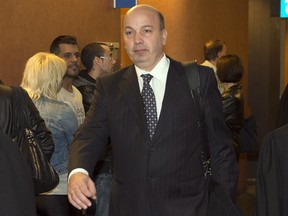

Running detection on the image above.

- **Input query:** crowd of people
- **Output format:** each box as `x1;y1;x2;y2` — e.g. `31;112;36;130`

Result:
1;3;269;216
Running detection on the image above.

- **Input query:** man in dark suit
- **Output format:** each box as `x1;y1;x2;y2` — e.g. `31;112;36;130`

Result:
68;4;238;216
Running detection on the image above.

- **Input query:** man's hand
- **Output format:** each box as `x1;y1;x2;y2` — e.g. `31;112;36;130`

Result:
68;172;96;210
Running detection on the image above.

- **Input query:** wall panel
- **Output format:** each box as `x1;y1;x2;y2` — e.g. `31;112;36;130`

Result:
0;0;121;85
120;0;249;109
1;0;248;105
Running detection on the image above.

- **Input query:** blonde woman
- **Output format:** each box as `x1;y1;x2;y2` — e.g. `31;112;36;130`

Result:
21;52;80;216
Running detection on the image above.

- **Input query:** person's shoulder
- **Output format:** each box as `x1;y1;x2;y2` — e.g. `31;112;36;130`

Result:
73;74;94;88
167;56;182;67
72;85;82;100
196;64;215;85
0;84;12;98
78;70;96;84
198;64;214;74
0;84;12;92
222;91;242;107
194;64;219;94
72;85;83;95
76;84;95;95
49;98;77;122
57;87;66;97
39;96;70;109
261;123;288;156
169;57;214;79
35;96;73;116
271;123;288;140
115;65;134;75
100;65;135;82
177;58;214;75
231;84;243;99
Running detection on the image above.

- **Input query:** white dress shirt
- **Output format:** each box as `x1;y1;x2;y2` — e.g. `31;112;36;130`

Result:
135;54;170;119
201;60;216;72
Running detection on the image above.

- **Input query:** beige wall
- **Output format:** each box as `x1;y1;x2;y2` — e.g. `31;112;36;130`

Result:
121;1;248;63
0;0;249;190
0;0;248;97
0;0;121;85
120;0;249;107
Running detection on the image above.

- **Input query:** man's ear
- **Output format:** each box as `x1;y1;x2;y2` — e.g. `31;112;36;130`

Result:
94;56;102;66
162;29;168;46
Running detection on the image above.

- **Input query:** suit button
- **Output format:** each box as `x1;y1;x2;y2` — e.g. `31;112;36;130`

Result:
149;147;155;152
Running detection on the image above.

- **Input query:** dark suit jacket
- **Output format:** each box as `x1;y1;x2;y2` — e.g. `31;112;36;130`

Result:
275;84;288;128
256;124;288;216
69;58;238;216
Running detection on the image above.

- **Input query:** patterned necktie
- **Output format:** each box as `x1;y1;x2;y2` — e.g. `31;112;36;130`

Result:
141;74;157;139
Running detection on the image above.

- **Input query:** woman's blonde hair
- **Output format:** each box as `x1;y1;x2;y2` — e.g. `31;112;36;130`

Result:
21;52;66;100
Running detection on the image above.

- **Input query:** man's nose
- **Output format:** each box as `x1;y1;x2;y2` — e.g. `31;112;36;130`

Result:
134;32;144;44
71;54;79;62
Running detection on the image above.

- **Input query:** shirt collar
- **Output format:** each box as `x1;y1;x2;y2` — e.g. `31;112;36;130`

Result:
202;60;217;72
135;54;170;83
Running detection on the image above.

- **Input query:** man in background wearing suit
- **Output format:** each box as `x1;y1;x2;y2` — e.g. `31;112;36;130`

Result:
67;4;238;216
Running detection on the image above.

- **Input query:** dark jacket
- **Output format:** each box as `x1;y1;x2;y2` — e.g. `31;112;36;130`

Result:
275;84;288;128
256;124;288;216
73;70;96;113
222;83;244;156
69;58;238;216
0;132;37;216
73;71;112;174
0;84;54;160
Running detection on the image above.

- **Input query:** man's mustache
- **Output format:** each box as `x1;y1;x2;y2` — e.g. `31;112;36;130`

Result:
68;62;79;68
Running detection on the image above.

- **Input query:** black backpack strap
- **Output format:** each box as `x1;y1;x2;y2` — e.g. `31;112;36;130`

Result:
183;61;212;177
183;60;200;91
183;61;203;126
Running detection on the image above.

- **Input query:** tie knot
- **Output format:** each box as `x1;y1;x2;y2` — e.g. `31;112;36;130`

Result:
141;74;153;85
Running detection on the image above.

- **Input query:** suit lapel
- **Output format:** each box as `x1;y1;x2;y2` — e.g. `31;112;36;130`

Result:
117;61;188;144
152;60;187;143
118;66;149;137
